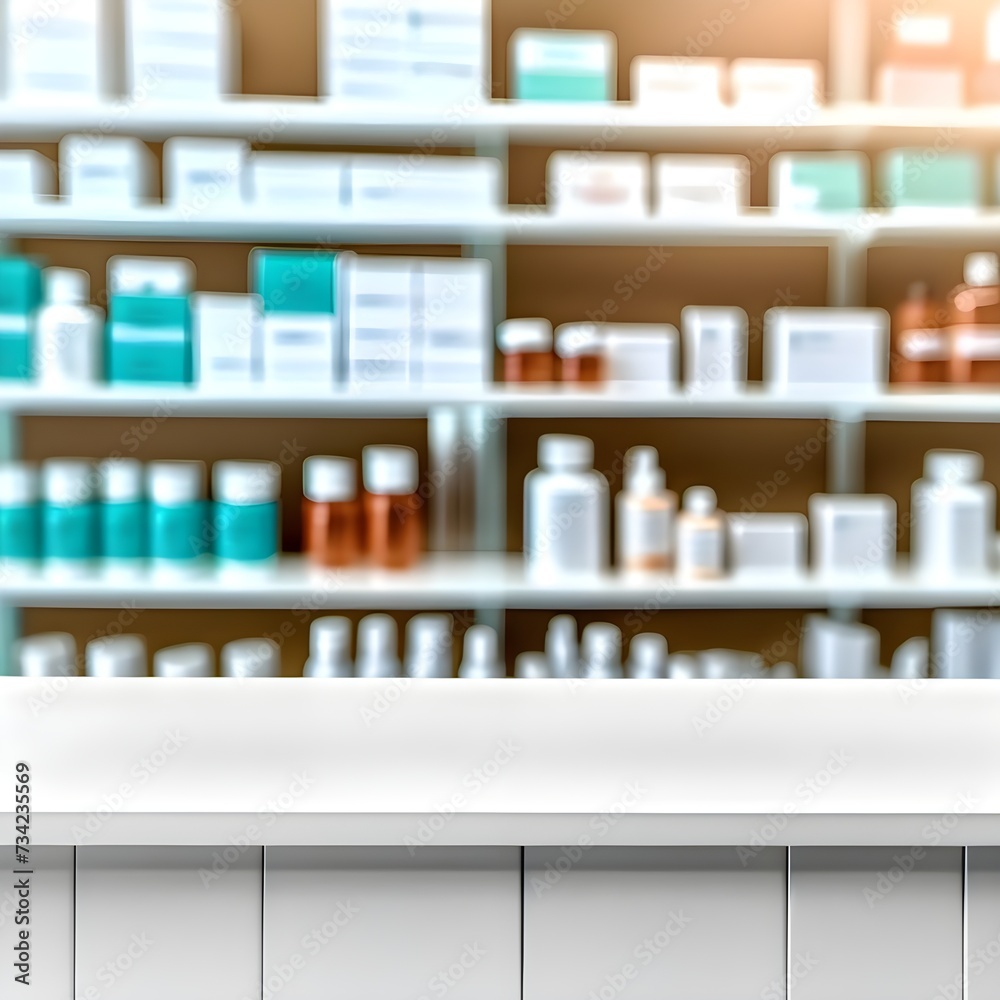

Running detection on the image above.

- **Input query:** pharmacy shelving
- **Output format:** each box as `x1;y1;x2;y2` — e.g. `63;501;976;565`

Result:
4;676;1000;846
4;553;1000;610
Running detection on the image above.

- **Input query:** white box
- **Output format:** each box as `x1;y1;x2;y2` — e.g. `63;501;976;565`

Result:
76;846;263;1000
931;609;1000;679
192;293;262;384
547;151;649;217
420;258;491;384
348;154;502;216
764;307;890;386
603;323;679;385
630;56;726;110
681;305;749;390
249;153;347;212
800;613;881;678
59;135;155;207
109;255;194;296
809;493;897;576
728;512;807;574
877;64;964;108
524;847;786;1000
163;137;248;213
265;847;520;1000
730;58;823;113
321;0;489;108
262;313;338;385
653;154;749;216
0;150;56;205
510;27;617;101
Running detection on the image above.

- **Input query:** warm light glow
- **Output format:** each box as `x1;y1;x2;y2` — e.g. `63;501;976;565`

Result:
896;14;952;47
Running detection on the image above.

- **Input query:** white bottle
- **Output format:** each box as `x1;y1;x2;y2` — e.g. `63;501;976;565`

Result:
545;614;579;678
86;635;147;677
356;614;401;678
15;633;78;677
154;643;215;678
700;649;762;679
626;633;668;678
459;625;504;678
221;638;281;678
800;615;880;680
910;450;996;575
515;652;552;679
404;614;453;678
769;661;797;679
304;616;354;678
580;622;623;678
34;268;103;385
890;636;930;679
524;434;609;578
675;487;726;579
616;446;677;571
667;654;701;679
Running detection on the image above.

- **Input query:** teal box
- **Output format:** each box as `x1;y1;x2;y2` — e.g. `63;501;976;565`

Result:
0;256;43;380
43;503;99;560
107;295;191;383
213;501;279;561
510;29;616;102
879;149;983;209
771;152;869;211
150;501;211;561
101;501;146;560
0;505;40;559
251;249;338;313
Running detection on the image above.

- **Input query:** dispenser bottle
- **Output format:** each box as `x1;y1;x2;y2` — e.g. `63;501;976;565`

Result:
34;267;103;385
615;446;677;571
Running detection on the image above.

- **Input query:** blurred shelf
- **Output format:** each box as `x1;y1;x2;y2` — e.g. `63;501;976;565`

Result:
4;553;1000;609
5;677;1000;846
2;98;1000;148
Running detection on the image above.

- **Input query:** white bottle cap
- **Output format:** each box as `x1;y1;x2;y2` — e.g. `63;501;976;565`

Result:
581;622;623;679
555;323;603;358
303;457;357;503
86;635;147;677
356;614;401;677
213;460;281;505
515;652;551;678
154;643;215;678
683;486;718;516
459;624;503;678
43;458;96;505
108;255;195;296
305;616;354;678
545;614;579;678
44;267;89;305
496;318;553;354
667;654;701;679
362;446;419;496
624;446;666;495
965;252;999;288
923;449;983;484
0;462;38;506
16;633;78;677
626;632;668;679
221;637;281;678
538;434;594;472
769;661;798;679
404;613;453;678
147;461;206;505
99;458;144;502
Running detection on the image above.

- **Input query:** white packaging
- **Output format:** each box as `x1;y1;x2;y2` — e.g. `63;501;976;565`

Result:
728;512;807;575
910;450;996;576
603;324;679;385
249;153;347;212
0;151;55;206
615;446;677;571
5;0;106;101
653;154;750;216
800;614;881;679
348;155;502;216
419;258;491;384
321;0;488;108
681;305;749;391
108;255;194;296
509;27;616;101
262;313;338;386
809;494;897;576
675;486;725;579
524;434;609;578
59;135;154;207
729;59;823;113
192;293;262;384
931;610;1000;679
547;151;649;217
163;137;248;213
876;66;963;108
34;268;103;385
630;56;726;110
764;308;890;387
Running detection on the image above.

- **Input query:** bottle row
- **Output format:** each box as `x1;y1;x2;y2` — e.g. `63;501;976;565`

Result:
11;605;1000;679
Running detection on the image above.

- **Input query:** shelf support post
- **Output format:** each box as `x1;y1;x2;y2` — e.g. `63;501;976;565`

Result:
0;413;22;675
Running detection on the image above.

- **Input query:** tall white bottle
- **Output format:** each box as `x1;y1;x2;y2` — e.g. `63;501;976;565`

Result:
34;268;103;385
616;446;678;571
675;487;726;579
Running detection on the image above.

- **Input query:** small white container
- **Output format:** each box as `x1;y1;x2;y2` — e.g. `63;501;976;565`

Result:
729;58;823;112
221;637;280;678
675;486;725;579
625;633;668;679
931;610;1000;679
0;151;56;206
653;154;750;216
615;446;677;571
458;624;504;678
728;512;807;575
603;324;679;385
34;268;103;385
249;153;347;212
509;27;617;101
546;151;649;217
524;434;609;578
890;637;929;680
86;635;148;677
800;614;880;679
355;614;402;678
59;135;154;207
15;633;77;677
681;305;749;392
304;616;354;678
515;652;551;679
910;450;996;576
630;56;726;110
667;654;701;679
163;138;249;213
809;494;896;577
545;614;579;679
153;643;215;678
404;613;454;678
580;622;623;679
192;293;262;384
700;649;763;680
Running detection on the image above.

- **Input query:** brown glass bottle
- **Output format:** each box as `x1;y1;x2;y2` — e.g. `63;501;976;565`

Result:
362;445;422;570
301;456;362;567
556;324;605;385
892;282;949;384
504;351;556;383
496;318;556;383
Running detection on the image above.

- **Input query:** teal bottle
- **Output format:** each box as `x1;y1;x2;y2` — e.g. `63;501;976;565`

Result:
99;458;146;560
42;459;99;561
147;460;211;562
212;460;281;562
0;462;40;560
